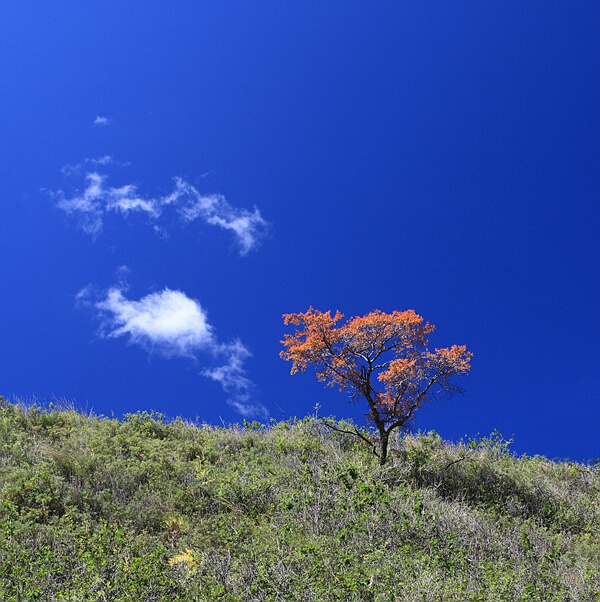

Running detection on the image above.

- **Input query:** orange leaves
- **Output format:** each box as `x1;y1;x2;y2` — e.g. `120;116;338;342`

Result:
281;307;473;464
427;345;473;375
438;344;473;368
281;307;345;375
377;358;418;385
345;309;433;347
282;307;344;329
281;307;472;433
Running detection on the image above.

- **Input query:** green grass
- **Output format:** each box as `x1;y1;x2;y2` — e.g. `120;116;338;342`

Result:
0;396;598;601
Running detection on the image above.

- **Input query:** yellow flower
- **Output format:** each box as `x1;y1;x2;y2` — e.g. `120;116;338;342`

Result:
168;548;199;571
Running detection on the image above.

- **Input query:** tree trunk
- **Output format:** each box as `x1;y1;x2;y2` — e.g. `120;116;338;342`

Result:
378;429;389;465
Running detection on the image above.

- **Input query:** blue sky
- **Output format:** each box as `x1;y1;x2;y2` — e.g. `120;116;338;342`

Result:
1;2;598;461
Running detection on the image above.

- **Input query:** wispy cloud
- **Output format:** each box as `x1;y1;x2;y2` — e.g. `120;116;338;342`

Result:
56;172;106;236
202;340;267;418
94;116;109;126
87;285;267;417
60;156;116;177
163;177;268;255
54;169;269;255
93;155;113;165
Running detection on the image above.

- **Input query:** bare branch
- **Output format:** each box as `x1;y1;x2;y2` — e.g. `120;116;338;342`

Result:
443;451;473;471
320;418;380;458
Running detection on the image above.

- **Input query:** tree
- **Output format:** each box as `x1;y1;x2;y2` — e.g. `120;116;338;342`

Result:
281;308;472;465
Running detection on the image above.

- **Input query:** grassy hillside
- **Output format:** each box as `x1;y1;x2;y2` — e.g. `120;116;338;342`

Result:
0;397;598;601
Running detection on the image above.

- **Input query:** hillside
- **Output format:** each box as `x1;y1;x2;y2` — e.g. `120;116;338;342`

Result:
0;397;598;601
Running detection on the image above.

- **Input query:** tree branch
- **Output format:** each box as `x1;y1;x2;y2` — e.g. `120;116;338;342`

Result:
443;451;473;471
320;418;380;459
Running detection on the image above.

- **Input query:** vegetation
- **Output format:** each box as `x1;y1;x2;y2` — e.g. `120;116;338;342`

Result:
281;308;472;463
0;397;598;601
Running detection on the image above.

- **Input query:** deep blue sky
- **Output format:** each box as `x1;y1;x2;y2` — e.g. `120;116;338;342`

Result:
1;2;598;461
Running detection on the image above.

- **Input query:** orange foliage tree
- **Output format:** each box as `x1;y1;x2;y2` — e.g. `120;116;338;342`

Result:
281;308;472;464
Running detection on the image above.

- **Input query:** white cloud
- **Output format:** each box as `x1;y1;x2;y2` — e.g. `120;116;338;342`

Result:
167;177;269;256
96;287;213;358
60;156;114;177
74;284;95;308
92;155;113;165
203;340;268;418
90;285;267;417
105;184;162;218
55;170;268;255
56;172;106;236
94;116;109;126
